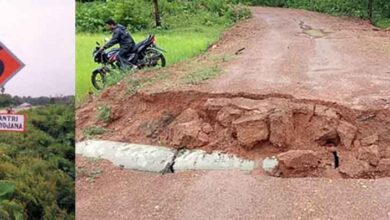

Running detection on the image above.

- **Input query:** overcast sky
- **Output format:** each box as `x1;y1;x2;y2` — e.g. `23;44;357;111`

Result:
0;0;75;97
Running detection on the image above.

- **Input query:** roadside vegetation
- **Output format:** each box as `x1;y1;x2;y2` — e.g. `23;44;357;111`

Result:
76;0;251;102
0;102;75;219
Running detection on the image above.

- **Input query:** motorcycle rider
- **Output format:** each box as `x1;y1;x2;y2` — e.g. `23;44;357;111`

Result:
101;19;137;69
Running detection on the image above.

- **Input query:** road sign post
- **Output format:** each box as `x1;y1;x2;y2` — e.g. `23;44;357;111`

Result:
0;42;26;132
0;42;25;87
0;113;26;132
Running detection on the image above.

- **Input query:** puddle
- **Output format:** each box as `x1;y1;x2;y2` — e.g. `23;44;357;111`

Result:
304;29;328;38
299;21;330;38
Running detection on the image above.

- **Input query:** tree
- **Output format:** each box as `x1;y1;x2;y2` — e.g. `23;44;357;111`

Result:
153;0;161;27
0;94;15;108
368;0;373;22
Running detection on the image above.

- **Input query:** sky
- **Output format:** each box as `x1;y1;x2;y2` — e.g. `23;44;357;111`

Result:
0;0;75;97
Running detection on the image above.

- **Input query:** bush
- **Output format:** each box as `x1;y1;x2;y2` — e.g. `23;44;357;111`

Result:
285;0;367;18
240;0;285;7
97;105;111;122
226;4;252;22
76;0;251;33
242;0;390;21
0;104;75;219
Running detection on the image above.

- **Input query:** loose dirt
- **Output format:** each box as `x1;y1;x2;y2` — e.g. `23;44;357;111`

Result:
77;7;390;178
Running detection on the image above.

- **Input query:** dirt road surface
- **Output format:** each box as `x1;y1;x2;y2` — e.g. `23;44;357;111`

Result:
204;7;390;110
76;157;390;220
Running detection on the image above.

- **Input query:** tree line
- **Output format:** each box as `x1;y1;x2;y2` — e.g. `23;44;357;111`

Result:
0;94;74;108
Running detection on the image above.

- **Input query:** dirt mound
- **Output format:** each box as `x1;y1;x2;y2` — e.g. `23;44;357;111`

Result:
77;91;390;179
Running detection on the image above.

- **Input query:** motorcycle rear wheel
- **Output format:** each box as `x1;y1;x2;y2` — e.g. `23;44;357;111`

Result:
91;69;107;90
145;50;166;68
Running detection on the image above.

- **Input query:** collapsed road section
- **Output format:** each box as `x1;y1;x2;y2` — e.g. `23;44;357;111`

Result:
77;91;390;178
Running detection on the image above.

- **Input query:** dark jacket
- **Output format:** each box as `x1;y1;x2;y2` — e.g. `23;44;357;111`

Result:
103;24;135;50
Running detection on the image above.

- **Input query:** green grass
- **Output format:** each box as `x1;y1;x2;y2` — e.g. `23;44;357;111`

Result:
82;126;107;138
97;105;111;122
76;26;226;102
183;65;221;85
374;18;390;29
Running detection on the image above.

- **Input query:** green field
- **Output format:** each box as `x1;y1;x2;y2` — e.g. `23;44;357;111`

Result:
76;26;226;102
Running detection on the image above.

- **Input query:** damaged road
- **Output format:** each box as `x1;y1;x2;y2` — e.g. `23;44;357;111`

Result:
76;6;390;219
76;7;390;179
78;91;390;178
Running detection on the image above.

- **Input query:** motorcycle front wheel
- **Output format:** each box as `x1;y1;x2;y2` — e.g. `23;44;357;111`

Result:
91;68;107;90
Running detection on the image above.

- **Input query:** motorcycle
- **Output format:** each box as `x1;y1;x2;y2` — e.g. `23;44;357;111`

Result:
91;35;166;90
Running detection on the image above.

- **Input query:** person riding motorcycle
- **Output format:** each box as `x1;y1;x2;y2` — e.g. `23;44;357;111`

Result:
100;19;137;69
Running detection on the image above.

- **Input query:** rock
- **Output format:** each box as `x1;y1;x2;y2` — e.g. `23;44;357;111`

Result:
338;151;370;178
168;108;208;148
197;132;210;144
216;106;243;127
315;105;340;119
353;139;362;149
170;120;205;147
175;108;200;123
232;111;269;150
361;134;379;146
276;150;320;176
262;156;279;174
201;123;214;134
219;128;234;143
229;97;264;111
337;121;357;149
377;159;390;175
357;145;380;166
269;110;294;148
204;98;231;111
